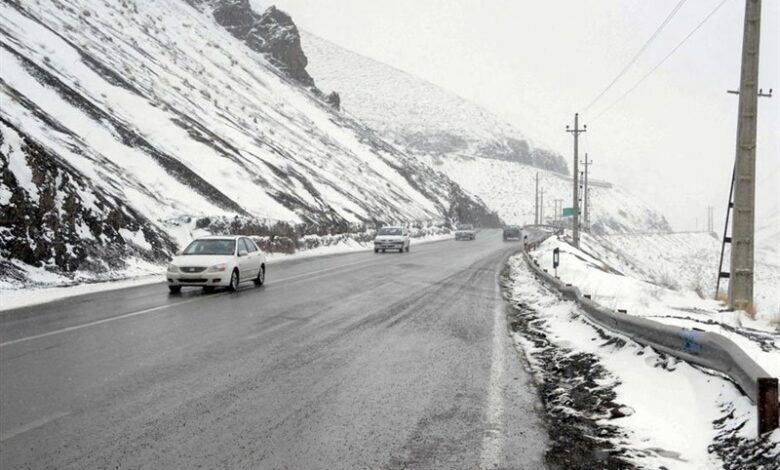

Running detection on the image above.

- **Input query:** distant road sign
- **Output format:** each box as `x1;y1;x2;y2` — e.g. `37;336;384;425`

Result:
562;207;575;217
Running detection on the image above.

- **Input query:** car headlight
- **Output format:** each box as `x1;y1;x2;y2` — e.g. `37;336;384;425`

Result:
167;264;178;272
206;263;227;273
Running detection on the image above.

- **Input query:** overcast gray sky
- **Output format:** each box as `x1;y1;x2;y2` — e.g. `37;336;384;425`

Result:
268;0;778;231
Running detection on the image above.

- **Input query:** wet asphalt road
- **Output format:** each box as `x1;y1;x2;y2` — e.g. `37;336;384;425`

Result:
0;229;547;469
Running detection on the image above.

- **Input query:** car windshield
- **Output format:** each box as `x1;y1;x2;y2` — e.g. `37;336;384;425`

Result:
457;225;474;230
182;239;236;255
378;227;402;236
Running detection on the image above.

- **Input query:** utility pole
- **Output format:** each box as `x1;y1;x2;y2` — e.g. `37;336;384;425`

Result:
540;188;545;225
581;154;593;232
534;173;540;225
729;0;762;311
566;113;586;247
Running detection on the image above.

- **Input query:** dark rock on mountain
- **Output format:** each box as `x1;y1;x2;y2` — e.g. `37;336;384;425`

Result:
478;138;568;175
212;1;315;88
399;131;469;156
0;119;175;278
446;183;502;228
325;91;340;110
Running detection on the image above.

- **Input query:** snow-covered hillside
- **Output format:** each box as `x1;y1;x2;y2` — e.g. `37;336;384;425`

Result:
300;31;568;174
0;0;498;286
422;156;671;233
596;232;779;322
301;32;672;234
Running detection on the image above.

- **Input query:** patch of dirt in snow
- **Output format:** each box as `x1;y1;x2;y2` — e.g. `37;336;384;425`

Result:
505;252;779;469
709;404;780;469
501;270;633;469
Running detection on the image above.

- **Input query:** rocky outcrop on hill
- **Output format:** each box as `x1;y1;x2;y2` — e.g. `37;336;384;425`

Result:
0;119;175;279
211;1;314;88
300;31;570;175
325;91;341;110
477;138;568;174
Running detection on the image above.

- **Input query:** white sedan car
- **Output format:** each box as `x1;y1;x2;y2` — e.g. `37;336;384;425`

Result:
373;226;410;253
166;236;266;293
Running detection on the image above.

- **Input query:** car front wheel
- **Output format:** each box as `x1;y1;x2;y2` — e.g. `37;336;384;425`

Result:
168;285;181;294
228;269;239;292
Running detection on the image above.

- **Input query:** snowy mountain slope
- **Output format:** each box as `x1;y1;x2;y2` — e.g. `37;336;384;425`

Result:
0;0;498;285
300;31;672;234
596;232;779;322
300;31;568;174
756;200;780;261
423;156;671;233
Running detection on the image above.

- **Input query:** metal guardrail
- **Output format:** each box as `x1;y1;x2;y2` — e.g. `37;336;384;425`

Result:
521;234;779;435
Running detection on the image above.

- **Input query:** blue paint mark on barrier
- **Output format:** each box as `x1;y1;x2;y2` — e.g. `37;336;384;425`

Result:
681;330;702;353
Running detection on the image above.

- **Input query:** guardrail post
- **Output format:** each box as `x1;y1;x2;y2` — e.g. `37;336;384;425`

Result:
758;377;779;435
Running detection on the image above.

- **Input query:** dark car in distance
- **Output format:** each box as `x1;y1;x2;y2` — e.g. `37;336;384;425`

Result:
503;225;522;241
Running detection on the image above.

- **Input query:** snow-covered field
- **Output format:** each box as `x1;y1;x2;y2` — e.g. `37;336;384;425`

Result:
528;234;779;377
592;232;779;327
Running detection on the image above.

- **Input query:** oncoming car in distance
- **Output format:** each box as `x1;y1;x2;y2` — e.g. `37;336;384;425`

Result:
503;225;522;241
454;224;476;241
167;236;266;293
374;226;410;253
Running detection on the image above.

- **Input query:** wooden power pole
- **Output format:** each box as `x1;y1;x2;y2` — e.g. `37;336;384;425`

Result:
729;0;762;311
566;113;586;247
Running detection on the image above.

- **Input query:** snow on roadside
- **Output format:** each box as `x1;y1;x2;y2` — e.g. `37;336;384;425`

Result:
504;255;780;469
595;232;780;323
528;235;780;380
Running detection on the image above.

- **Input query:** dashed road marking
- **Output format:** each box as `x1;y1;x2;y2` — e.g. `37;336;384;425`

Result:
0;410;71;442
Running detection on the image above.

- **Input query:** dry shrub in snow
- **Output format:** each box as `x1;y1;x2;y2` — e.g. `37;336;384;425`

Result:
657;272;680;291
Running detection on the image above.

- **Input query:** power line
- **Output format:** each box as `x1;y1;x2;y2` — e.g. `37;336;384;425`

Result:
589;0;731;123
582;0;690;113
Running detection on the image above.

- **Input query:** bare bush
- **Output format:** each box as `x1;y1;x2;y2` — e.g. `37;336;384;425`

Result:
657;272;679;291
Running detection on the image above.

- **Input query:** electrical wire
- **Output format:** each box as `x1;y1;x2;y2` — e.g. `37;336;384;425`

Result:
582;0;690;113
588;0;731;124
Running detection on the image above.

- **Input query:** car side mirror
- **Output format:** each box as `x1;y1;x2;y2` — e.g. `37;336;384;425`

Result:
238;249;248;257
176;250;182;256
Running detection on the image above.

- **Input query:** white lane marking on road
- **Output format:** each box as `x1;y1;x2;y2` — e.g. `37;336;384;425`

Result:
0;295;211;348
479;279;507;469
0;258;380;349
0;410;71;442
